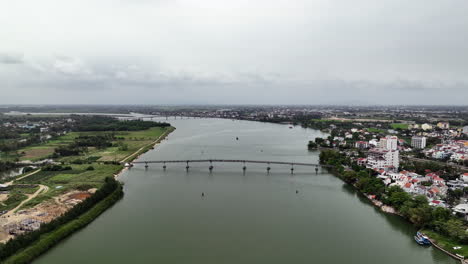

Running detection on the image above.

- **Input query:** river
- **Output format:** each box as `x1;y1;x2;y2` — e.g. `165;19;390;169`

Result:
35;118;457;264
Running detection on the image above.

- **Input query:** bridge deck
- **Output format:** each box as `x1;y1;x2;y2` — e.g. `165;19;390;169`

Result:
130;159;331;167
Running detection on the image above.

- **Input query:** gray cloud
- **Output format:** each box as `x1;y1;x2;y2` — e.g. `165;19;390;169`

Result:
0;0;467;105
0;53;23;64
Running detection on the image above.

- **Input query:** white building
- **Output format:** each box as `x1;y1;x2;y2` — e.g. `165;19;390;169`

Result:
421;123;433;131
367;148;399;170
379;135;398;150
411;136;427;149
463;126;468;135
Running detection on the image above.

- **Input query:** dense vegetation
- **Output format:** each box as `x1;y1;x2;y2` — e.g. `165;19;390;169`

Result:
73;116;170;131
320;150;468;244
0;161;19;172
0;177;123;263
53;134;116;157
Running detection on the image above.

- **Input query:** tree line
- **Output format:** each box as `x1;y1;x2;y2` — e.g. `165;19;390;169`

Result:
72;116;170;131
0;161;19;172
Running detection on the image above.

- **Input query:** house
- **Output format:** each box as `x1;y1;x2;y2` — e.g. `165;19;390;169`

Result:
437;122;450;129
403;182;414;193
453;204;468;221
356;158;367;166
430;200;447;208
421;123;433;130
355;141;369;149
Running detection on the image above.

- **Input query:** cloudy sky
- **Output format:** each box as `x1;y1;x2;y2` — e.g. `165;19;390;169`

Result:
1;0;467;105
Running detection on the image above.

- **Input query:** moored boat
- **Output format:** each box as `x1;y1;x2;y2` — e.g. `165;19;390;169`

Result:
414;235;425;245
414;232;431;245
416;232;431;245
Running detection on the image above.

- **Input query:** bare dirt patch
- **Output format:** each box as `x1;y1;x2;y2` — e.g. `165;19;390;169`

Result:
0;194;8;203
0;189;96;243
21;148;55;160
68;192;91;201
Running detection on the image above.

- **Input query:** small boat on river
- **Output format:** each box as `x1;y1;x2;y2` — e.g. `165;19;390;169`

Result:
414;232;431;245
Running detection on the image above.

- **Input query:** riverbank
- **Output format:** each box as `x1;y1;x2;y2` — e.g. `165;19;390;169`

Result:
0;125;176;261
320;149;468;262
120;126;175;164
1;178;124;264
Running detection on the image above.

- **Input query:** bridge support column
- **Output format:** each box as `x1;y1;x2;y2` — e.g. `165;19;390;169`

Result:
186;161;190;171
145;162;149;169
163;162;166;171
209;160;213;172
267;163;271;174
315;166;319;174
290;164;294;175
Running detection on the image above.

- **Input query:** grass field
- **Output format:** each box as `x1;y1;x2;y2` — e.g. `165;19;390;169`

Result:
366;127;386;133
2;126;172;211
390;123;409;130
0;186;39;211
20;164;122;208
422;229;468;258
16;127;169;162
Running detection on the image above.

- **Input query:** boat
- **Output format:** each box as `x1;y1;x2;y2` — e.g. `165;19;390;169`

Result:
414;235;425;245
414;232;431;245
417;232;431;245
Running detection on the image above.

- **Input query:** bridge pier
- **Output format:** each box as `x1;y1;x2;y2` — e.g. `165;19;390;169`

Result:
145;162;149;169
163;162;166;171
315;166;319;174
290;165;294;174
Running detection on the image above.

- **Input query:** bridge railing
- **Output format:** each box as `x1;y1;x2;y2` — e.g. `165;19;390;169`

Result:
129;159;333;168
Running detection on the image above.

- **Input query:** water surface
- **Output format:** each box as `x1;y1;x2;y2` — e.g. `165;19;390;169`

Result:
35;118;457;264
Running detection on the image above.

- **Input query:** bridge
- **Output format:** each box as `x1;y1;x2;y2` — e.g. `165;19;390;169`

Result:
128;159;333;174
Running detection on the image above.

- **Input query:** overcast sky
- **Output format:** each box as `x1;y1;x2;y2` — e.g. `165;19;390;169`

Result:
1;0;467;105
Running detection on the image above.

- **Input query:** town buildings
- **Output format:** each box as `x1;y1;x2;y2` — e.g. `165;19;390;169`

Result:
437;122;450;129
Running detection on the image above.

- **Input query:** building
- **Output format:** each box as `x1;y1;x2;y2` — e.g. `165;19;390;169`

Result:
355;141;369;149
411;136;427;149
367;148;399;170
421;123;433;131
463;126;468;135
379;135;398;150
437;122;450;129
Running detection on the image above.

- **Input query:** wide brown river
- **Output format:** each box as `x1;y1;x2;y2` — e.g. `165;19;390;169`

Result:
35;118;457;264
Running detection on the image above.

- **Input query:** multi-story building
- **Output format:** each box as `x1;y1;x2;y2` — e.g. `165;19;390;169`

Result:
379;135;398;150
367;148;399;170
411;136;427;149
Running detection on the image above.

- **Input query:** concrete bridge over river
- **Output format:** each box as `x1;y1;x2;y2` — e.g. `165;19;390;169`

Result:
128;159;334;174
